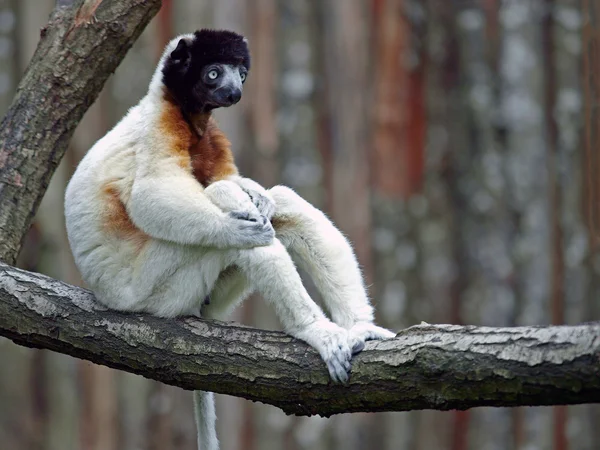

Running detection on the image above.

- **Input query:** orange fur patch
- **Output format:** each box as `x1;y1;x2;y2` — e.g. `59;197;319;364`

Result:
102;182;148;252
270;215;299;233
159;92;238;186
158;94;195;160
189;117;238;185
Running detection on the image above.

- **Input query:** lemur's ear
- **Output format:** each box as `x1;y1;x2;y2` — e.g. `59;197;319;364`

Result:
170;39;191;67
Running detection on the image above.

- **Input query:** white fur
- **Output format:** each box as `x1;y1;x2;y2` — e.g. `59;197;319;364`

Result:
64;34;394;450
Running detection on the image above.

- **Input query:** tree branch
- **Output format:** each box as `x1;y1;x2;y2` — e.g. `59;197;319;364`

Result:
1;261;598;416
0;0;162;264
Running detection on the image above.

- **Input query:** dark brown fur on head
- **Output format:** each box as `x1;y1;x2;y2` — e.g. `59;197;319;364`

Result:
162;29;250;115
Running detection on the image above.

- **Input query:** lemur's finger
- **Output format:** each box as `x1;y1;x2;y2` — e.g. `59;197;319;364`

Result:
328;360;349;384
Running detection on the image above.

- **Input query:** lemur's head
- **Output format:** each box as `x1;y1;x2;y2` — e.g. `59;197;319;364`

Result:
161;29;250;114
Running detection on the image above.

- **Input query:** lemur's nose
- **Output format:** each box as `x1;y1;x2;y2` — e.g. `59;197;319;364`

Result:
228;88;242;104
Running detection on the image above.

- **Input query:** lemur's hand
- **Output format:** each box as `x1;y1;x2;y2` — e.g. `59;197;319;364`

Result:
204;180;275;248
205;180;257;214
244;188;275;220
232;177;276;220
227;210;275;248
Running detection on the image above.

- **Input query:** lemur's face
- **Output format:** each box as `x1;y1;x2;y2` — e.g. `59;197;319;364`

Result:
162;29;251;114
197;63;248;108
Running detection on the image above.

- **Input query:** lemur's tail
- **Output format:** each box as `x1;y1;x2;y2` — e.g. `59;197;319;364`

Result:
193;390;219;450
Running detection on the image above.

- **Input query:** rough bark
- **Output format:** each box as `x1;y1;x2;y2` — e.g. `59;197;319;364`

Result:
0;0;161;265
1;262;599;417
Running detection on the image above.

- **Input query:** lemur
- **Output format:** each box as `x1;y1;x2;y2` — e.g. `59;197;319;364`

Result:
64;29;394;450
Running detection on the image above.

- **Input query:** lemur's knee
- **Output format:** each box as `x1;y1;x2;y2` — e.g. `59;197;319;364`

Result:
270;185;311;215
270;185;338;243
236;238;290;268
269;185;327;236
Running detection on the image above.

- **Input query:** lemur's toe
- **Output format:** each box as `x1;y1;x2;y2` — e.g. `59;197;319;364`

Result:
351;341;365;354
350;322;396;343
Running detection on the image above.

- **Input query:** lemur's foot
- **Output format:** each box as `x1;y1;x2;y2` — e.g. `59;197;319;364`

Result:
348;322;396;354
294;319;352;384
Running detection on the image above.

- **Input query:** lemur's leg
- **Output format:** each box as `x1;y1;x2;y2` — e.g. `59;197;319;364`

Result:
200;181;256;320
203;181;393;372
121;240;223;318
269;186;395;348
220;238;352;382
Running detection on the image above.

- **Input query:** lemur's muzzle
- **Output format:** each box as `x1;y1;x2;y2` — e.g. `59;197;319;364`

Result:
213;87;242;107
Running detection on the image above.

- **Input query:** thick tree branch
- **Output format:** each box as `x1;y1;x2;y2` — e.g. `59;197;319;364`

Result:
0;0;161;264
1;261;599;416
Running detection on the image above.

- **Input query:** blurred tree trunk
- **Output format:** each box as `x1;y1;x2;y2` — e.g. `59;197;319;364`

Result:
543;1;570;448
582;0;600;446
0;0;17;113
0;2;30;449
370;1;425;449
500;2;554;449
276;0;324;448
279;0;324;207
118;373;151;450
450;2;515;448
315;2;374;449
147;383;173;450
371;0;459;449
317;0;373;278
79;363;119;450
554;0;600;446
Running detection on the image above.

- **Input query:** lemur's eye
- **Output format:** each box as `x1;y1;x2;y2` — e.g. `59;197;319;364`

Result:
208;70;219;80
240;72;247;83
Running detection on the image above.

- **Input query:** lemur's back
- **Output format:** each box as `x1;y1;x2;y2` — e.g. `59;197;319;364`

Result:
64;104;145;307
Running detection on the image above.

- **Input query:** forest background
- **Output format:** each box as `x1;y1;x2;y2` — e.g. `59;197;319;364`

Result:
0;1;598;449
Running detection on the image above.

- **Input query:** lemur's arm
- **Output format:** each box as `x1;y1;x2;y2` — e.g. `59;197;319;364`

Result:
204;179;258;214
228;175;275;220
129;174;274;248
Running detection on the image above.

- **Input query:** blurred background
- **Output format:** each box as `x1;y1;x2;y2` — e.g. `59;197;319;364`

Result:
0;0;599;449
